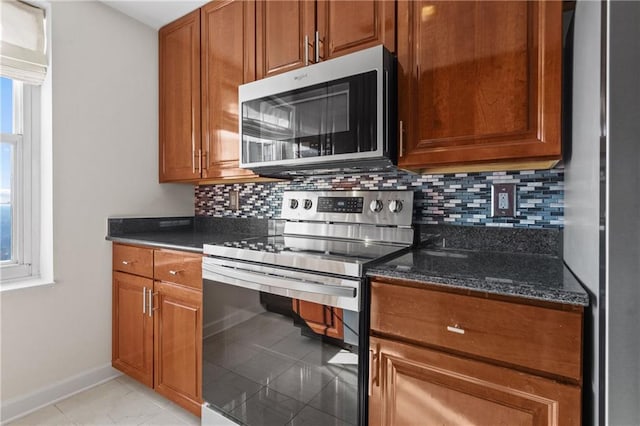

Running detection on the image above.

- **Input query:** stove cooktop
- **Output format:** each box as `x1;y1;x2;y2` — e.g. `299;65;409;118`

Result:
204;234;411;278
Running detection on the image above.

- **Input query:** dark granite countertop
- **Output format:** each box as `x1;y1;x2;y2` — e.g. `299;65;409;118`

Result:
106;219;588;307
105;216;273;253
367;247;589;306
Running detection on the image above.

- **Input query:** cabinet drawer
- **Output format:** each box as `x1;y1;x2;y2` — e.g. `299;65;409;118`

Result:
154;249;202;290
370;280;583;382
113;244;153;278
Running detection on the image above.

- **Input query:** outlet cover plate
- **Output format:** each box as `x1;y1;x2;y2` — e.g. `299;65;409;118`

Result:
229;190;240;211
491;183;516;217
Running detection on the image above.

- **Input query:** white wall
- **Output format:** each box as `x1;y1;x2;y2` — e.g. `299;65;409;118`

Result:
0;1;193;420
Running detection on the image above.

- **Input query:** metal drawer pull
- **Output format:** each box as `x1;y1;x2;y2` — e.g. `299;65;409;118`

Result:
304;34;309;66
168;270;183;276
121;260;133;265
447;325;465;335
142;286;147;314
147;289;153;317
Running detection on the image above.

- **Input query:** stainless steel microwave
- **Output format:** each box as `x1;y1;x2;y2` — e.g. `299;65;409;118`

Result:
238;45;396;177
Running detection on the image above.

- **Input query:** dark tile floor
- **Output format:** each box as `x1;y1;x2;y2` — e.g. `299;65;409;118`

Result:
203;312;358;426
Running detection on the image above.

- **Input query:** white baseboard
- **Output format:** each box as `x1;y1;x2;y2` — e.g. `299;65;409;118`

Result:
0;363;121;425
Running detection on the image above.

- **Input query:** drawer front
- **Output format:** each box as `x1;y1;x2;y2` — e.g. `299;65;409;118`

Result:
154;249;202;290
370;280;583;382
113;244;153;278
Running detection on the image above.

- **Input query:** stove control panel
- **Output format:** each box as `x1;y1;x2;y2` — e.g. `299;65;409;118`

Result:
281;190;413;226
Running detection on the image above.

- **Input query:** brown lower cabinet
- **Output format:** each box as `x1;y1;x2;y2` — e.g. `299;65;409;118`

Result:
369;278;583;425
112;243;202;416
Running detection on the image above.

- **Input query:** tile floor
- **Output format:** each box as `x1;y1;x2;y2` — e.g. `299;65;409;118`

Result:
7;375;200;426
202;311;358;426
9;311;358;426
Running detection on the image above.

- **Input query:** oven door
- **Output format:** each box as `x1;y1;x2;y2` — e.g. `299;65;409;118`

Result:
202;257;363;426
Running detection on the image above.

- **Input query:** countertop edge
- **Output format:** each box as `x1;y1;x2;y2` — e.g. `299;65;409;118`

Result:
366;269;589;307
106;236;203;254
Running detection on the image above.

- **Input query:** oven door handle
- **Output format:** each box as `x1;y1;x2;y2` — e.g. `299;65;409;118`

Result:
203;263;357;299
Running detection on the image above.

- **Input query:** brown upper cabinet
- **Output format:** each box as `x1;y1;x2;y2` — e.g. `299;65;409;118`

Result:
159;2;257;183
256;0;395;79
159;10;201;182
201;0;257;180
397;1;563;173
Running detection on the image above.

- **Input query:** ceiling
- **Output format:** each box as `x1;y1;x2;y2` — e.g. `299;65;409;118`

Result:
100;1;208;30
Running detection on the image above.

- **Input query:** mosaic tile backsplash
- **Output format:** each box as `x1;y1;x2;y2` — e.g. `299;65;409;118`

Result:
195;168;564;229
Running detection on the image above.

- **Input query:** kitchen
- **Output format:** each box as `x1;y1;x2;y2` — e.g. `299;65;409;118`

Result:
0;1;638;426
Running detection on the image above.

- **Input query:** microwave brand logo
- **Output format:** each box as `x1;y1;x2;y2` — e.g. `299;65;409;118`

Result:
293;73;308;81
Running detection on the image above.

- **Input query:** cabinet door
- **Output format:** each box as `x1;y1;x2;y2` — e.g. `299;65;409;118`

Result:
159;9;201;182
112;272;153;387
316;0;395;60
369;336;581;426
201;0;258;180
154;281;202;416
256;0;315;79
293;299;344;340
397;1;562;171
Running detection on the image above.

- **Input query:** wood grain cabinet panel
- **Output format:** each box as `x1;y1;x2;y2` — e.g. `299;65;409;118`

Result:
370;280;583;382
112;271;153;387
397;0;562;172
316;0;395;59
257;0;394;79
368;278;584;424
256;0;315;79
112;244;203;417
159;9;201;182
201;0;258;180
112;244;153;278
369;336;581;426
154;281;203;416
154;249;202;290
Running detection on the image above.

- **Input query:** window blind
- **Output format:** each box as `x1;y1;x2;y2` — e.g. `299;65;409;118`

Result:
0;0;47;85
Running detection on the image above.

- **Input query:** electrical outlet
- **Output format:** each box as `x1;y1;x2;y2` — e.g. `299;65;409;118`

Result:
491;183;516;217
229;190;240;211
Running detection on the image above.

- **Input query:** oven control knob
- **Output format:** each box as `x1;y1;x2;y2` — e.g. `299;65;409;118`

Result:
289;199;299;209
369;200;384;213
388;200;403;213
303;199;313;210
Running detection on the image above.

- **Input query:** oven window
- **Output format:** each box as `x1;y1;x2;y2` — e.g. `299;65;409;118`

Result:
242;70;377;164
203;283;359;425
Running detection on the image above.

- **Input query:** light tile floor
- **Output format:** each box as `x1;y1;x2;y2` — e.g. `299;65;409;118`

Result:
8;375;200;426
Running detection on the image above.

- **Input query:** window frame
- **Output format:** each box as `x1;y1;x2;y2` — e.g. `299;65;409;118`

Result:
1;79;40;282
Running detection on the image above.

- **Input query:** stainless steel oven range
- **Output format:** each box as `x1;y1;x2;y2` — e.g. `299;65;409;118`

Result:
201;190;414;426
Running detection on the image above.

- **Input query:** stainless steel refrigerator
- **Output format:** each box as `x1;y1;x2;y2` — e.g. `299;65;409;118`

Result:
564;1;640;425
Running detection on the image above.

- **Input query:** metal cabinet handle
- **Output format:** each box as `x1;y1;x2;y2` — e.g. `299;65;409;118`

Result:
447;324;465;335
191;110;196;174
304;34;309;66
142;286;147;314
147;289;153;317
314;31;321;63
399;120;404;158
197;149;202;174
168;270;183;276
121;260;132;265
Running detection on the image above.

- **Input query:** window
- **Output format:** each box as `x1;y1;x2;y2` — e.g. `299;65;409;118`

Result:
0;0;47;286
0;76;38;281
